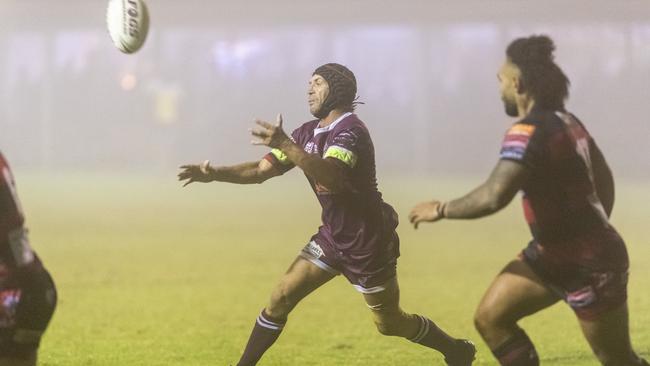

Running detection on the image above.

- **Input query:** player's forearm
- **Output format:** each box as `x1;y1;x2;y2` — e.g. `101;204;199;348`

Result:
208;161;267;184
445;184;507;219
279;140;347;192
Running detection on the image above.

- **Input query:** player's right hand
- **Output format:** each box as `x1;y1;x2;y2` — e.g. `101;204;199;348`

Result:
178;160;213;187
408;200;447;229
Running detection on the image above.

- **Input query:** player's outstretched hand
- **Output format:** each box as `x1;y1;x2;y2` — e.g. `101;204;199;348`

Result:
408;200;447;229
251;113;290;149
178;160;213;187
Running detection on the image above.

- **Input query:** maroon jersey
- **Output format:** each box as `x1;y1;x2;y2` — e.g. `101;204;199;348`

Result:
0;152;36;270
265;113;398;253
499;108;616;242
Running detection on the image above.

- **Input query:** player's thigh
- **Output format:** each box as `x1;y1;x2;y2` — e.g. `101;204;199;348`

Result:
362;276;400;312
476;257;559;328
268;256;336;310
578;302;636;364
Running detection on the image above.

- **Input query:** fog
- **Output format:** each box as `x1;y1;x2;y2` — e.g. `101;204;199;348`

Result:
1;0;649;179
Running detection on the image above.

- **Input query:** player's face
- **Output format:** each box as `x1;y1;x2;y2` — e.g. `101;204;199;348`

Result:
308;74;330;117
498;60;520;117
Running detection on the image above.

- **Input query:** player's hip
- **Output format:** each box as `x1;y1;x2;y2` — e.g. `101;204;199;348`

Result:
302;230;400;289
0;265;57;358
520;227;629;320
527;224;629;270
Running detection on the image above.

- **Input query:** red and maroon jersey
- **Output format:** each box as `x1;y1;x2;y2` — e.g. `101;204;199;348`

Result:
264;113;398;253
0;151;36;270
499;108;610;243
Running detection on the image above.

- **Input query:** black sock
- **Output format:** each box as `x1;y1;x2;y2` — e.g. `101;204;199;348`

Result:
408;315;458;357
492;328;539;366
236;309;286;366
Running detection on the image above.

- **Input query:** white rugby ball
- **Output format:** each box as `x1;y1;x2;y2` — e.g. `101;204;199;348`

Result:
106;0;150;54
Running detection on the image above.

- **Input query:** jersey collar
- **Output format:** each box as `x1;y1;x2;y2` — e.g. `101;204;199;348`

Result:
313;112;353;137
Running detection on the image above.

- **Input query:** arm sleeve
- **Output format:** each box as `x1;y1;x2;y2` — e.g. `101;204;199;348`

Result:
323;128;361;168
499;122;543;169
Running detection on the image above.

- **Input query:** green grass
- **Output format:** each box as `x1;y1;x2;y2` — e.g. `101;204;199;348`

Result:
15;171;650;365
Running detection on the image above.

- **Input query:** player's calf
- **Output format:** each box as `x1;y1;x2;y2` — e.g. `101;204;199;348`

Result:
367;301;475;365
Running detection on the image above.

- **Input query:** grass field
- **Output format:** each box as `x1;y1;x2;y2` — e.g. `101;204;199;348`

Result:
16;171;650;365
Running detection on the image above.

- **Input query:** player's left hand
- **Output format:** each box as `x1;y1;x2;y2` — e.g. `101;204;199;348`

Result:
178;160;213;187
408;200;447;229
251;114;290;149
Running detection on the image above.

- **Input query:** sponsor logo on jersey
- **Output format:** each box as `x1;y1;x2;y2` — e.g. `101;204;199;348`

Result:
507;124;536;136
305;241;324;259
314;182;332;195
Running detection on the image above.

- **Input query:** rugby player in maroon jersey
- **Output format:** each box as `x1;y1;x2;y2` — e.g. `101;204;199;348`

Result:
409;35;648;366
0;151;57;366
179;63;476;366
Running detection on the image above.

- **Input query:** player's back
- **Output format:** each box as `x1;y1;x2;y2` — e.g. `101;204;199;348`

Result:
517;108;611;243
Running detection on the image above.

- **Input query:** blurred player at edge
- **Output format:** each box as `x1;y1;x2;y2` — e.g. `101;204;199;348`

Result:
179;63;476;366
0;151;57;366
409;35;648;366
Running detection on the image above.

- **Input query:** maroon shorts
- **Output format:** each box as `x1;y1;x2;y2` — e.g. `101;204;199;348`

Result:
299;231;400;294
0;264;57;358
521;226;629;320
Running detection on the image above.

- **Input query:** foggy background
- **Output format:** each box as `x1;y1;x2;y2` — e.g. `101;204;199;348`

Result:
0;0;649;180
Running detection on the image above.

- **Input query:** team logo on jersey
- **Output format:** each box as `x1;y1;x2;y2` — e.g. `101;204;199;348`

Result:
304;141;319;154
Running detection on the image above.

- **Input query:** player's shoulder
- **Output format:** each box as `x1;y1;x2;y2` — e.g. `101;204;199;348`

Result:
521;107;565;129
295;119;320;132
333;113;369;135
291;119;320;140
506;107;560;137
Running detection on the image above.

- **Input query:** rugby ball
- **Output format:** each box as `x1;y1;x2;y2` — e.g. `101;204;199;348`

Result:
106;0;150;54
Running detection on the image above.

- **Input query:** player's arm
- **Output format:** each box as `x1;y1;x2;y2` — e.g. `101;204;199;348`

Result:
251;114;350;193
589;140;614;217
178;159;281;186
408;160;528;228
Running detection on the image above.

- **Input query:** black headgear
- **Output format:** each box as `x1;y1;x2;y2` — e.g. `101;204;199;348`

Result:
312;63;358;119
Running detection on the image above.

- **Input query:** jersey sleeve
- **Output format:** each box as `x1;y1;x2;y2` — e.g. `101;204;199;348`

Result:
323;127;362;168
262;127;301;174
499;122;543;168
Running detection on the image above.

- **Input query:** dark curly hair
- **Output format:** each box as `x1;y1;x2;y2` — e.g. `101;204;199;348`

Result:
506;35;570;110
312;63;360;119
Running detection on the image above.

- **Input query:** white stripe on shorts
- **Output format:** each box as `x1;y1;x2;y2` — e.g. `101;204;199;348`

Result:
299;249;340;275
353;283;388;294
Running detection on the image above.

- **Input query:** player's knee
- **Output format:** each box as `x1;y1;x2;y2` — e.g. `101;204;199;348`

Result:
267;285;296;319
474;306;505;336
374;319;401;337
373;313;407;337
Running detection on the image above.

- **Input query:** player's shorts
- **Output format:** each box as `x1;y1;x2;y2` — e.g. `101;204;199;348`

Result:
520;226;629;321
0;265;57;358
299;230;400;294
